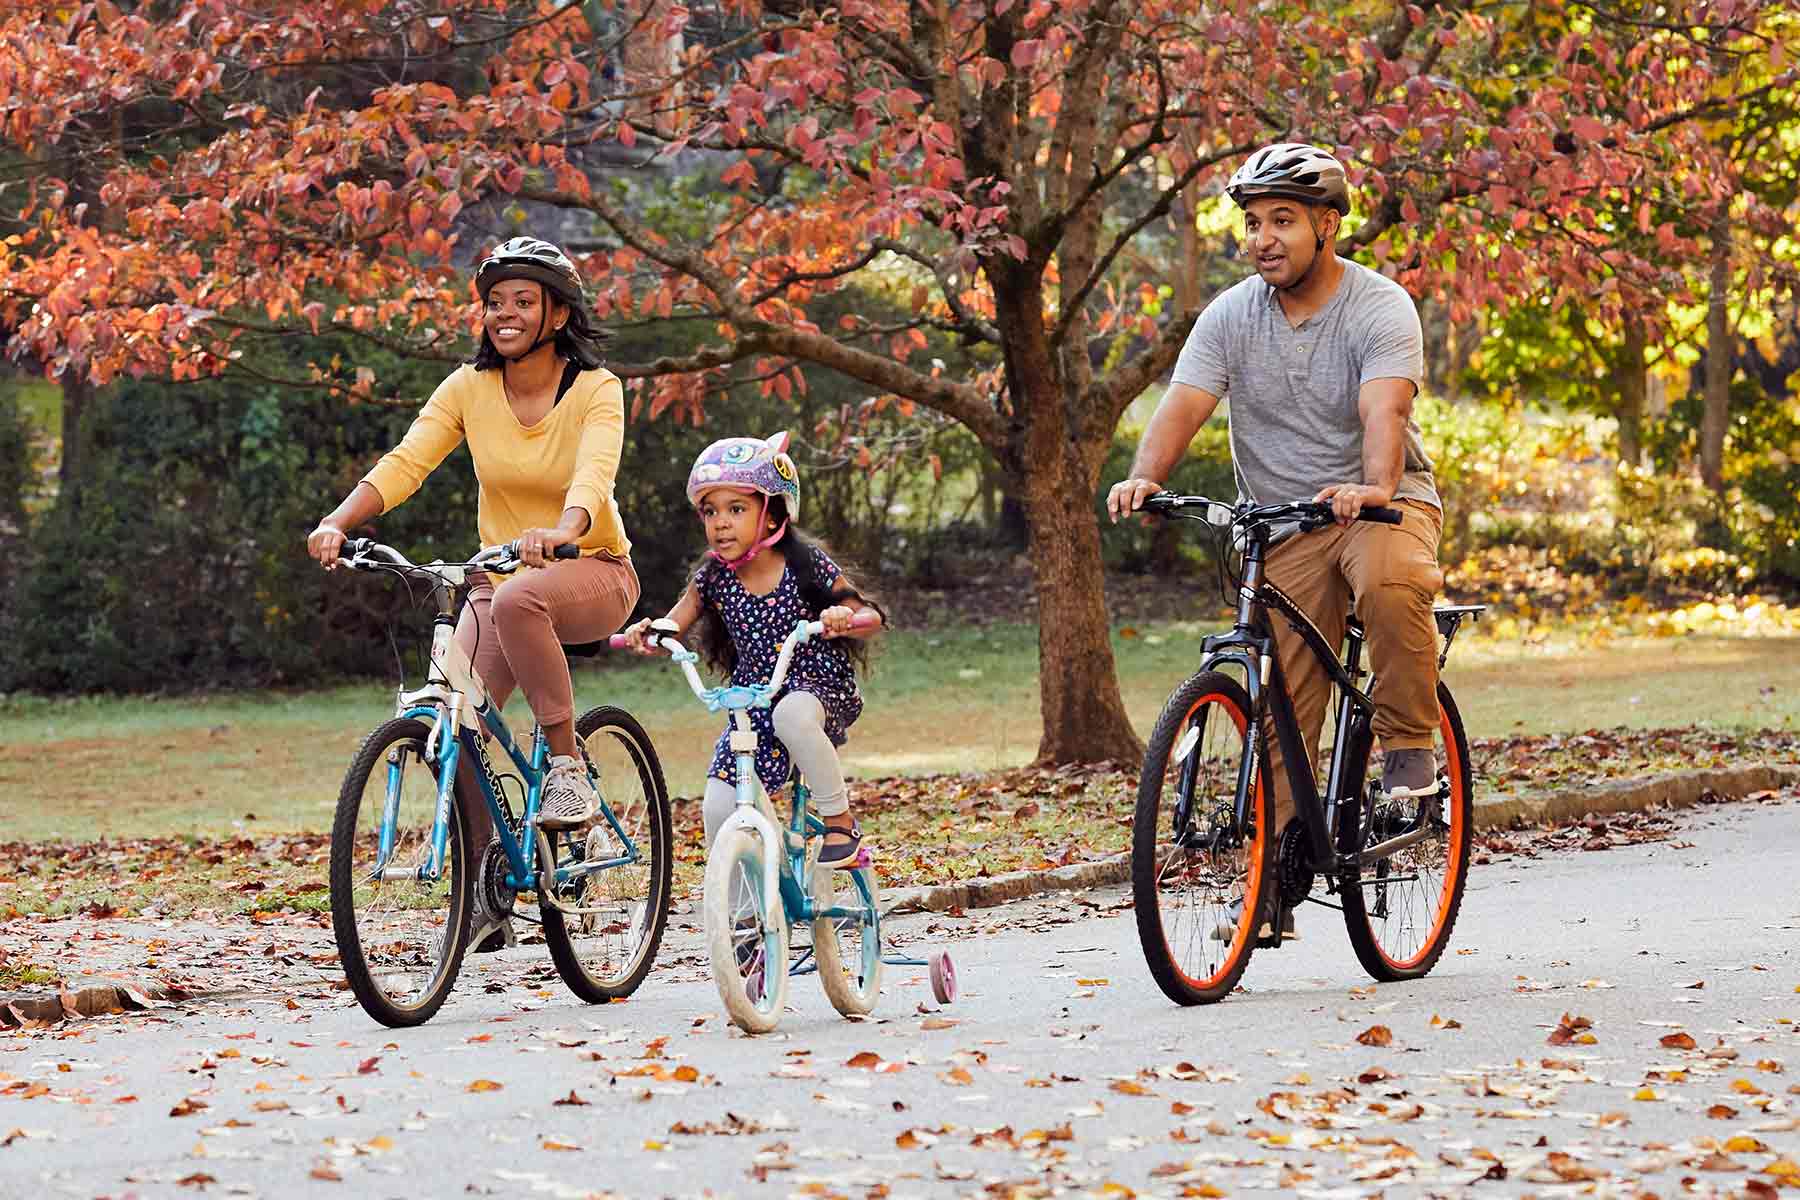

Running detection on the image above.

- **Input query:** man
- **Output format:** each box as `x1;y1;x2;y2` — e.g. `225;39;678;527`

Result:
1105;142;1445;942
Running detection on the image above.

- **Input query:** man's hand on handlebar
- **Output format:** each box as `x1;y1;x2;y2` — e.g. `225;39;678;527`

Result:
1106;476;1165;523
1313;482;1396;527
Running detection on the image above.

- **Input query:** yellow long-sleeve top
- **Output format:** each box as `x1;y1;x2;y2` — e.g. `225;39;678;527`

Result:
361;364;631;567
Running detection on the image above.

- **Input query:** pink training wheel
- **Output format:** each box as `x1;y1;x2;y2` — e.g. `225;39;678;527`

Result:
929;950;958;1005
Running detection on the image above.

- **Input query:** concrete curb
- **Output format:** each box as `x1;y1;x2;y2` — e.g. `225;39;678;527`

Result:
0;976;195;1029
882;761;1800;916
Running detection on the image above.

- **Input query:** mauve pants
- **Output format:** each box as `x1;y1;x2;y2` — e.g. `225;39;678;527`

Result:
452;553;640;843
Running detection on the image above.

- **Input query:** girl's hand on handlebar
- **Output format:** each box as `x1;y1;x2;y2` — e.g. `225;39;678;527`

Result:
619;617;662;656
308;522;347;569
821;606;881;638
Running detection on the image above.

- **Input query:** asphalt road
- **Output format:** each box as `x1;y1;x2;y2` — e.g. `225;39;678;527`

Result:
4;793;1797;1199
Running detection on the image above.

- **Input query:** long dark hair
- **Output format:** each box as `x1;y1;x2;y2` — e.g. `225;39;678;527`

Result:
468;284;609;371
690;496;887;678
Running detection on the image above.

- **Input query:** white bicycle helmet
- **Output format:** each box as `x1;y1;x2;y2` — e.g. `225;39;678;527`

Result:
1226;144;1352;216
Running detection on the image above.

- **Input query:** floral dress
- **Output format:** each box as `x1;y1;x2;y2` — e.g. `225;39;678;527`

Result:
699;549;864;796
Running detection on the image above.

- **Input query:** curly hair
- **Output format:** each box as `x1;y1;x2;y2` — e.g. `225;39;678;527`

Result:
688;497;887;679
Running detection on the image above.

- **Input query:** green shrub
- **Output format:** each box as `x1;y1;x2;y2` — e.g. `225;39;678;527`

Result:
1096;419;1235;576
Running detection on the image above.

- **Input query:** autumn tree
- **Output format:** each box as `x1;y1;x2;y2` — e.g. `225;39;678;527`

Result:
2;0;1794;758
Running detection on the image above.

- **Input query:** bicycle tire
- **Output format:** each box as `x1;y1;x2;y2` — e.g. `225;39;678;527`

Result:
1339;682;1474;981
329;716;472;1028
811;862;882;1018
703;827;790;1033
1132;671;1274;1005
540;706;674;1002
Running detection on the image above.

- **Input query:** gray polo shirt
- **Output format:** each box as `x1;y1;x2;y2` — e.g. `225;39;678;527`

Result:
1170;258;1439;509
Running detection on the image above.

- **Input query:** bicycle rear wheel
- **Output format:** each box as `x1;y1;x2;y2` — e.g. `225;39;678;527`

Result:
329;717;471;1027
541;707;673;1002
703;828;790;1033
1132;671;1273;1005
1340;682;1474;981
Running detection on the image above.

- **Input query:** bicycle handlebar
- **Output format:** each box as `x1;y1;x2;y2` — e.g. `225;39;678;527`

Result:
1140;493;1403;528
336;538;580;573
610;610;880;708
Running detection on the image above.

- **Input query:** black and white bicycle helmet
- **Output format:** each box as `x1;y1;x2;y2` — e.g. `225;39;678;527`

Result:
1225;143;1352;216
474;236;585;305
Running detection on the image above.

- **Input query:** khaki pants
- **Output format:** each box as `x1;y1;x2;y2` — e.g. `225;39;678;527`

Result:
1262;501;1444;830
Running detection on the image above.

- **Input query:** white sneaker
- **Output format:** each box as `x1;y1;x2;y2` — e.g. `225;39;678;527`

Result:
540;755;599;830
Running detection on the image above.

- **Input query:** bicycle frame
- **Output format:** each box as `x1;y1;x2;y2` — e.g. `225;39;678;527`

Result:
344;540;643;896
643;622;873;932
1193;520;1443;882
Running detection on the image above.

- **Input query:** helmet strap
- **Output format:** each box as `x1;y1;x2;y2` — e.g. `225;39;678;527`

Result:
703;495;789;571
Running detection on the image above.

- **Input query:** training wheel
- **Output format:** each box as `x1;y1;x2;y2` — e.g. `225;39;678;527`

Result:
929;950;958;1004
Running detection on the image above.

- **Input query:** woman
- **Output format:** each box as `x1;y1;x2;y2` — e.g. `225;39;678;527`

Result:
307;237;639;950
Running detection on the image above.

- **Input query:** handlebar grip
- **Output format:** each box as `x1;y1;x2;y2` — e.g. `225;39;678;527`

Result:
553;543;580;559
850;609;881;630
1359;506;1404;525
608;633;630;649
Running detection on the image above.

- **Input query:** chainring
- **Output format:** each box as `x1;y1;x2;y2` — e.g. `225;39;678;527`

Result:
1277;818;1315;909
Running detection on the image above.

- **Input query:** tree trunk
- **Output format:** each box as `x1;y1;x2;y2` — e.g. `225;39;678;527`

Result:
58;370;92;504
1616;310;1647;468
1017;453;1144;765
1701;212;1731;492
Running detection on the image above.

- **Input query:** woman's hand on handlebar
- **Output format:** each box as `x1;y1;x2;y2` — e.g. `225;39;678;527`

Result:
517;526;575;569
308;522;347;569
1313;482;1394;527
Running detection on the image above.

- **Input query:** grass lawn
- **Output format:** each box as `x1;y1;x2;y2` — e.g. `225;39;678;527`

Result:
4;620;1798;845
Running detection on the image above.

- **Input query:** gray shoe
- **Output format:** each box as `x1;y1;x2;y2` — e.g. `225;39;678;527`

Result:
1210;896;1297;943
1379;748;1439;800
540;754;599;830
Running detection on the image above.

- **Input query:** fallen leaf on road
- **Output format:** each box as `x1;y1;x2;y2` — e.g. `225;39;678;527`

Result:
467;1079;504;1093
1660;1032;1697;1050
1356;1025;1393;1047
1547;1013;1596;1046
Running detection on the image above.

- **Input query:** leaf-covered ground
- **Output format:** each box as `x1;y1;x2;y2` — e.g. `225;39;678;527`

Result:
4;726;1794;931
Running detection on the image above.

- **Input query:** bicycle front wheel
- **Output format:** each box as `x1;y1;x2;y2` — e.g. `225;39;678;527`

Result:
1132;671;1274;1006
703;828;790;1033
1340;682;1474;981
540;707;673;1002
329;717;471;1027
811;862;882;1018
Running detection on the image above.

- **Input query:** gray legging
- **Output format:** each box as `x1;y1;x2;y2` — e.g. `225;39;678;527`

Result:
702;691;848;843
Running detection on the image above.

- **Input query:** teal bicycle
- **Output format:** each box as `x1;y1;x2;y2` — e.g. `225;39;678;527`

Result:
328;538;672;1027
617;614;956;1033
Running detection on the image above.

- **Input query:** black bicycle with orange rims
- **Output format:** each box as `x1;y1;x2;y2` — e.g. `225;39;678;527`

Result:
1128;493;1483;1005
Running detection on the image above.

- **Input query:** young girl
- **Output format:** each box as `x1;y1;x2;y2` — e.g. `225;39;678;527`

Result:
622;433;883;867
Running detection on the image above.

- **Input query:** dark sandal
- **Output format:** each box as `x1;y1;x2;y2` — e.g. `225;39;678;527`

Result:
817;820;864;869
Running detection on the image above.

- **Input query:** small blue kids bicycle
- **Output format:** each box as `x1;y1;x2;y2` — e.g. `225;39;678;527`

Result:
328;538;672;1027
617;614;956;1033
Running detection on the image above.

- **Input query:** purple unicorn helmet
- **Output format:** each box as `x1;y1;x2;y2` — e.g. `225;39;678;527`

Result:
685;432;801;523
